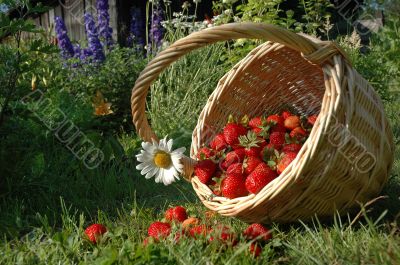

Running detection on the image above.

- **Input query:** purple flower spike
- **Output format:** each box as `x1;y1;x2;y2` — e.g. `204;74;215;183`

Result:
96;0;113;49
55;16;74;59
84;13;105;63
128;7;145;49
150;4;164;52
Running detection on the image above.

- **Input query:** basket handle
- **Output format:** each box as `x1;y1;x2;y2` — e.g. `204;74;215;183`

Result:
131;22;346;179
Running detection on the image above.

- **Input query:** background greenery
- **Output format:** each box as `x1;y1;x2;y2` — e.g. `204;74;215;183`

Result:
0;0;399;264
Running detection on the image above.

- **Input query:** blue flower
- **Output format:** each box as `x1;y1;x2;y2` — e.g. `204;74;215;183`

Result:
55;16;75;60
128;7;145;50
96;0;113;49
84;13;105;63
149;4;164;53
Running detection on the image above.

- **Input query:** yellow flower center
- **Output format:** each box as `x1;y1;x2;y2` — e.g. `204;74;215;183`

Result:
153;151;172;169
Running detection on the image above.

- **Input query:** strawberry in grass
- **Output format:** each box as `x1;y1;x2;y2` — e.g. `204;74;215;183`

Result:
194;159;217;184
148;222;171;240
85;224;107;244
249;243;263;257
165;206;188;223
243;223;272;241
245;163;277;194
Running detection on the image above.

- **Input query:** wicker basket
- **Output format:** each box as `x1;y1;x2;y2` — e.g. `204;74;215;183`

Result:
131;23;394;224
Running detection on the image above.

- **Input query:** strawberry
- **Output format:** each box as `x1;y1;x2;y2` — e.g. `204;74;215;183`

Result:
148;221;171;240
277;152;298;174
243;223;272;241
210;133;228;151
282;110;293;119
196;147;215;160
194;159;217;184
282;143;302;153
226;163;243;176
290;127;307;140
239;131;262;156
248;116;263;128
224;148;246;165
189;224;209;238
209;226;237;245
165;206;188;223
249;243;262;257
245;146;262;157
221;174;248;199
266;114;284;126
307;114;318;125
269;131;285;149
245;163;277;194
270;123;286;133
223;123;247;146
182;217;200;229
84;224;107;244
243;156;262;175
284;115;301;130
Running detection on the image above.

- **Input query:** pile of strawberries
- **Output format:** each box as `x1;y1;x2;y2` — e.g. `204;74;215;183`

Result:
194;110;318;198
144;206;272;257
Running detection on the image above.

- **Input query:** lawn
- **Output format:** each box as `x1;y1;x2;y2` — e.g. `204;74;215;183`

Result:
1;0;400;264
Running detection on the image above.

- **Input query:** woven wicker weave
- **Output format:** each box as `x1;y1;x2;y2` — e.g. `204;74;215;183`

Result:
131;23;394;224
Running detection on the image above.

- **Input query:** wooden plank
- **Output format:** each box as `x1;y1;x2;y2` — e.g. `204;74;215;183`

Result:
49;8;55;35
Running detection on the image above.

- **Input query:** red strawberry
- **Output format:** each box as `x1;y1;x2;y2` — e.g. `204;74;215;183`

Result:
248;116;263;128
307;114;318;125
282;143;302;153
243;223;272;241
245;163;277;194
223;123;247;146
225;148;246;165
84;224;107;244
226;163;243;176
281;110;292;119
277;152;298;174
148;222;171;240
270;123;286;133
284;115;301;130
244;146;262;157
165;206;188;223
210;134;228;151
290;127;307;140
196;147;215;160
189;225;209;238
266;114;284;126
209;226;237;245
269;132;285;149
243;156;262;175
194;159;217;184
249;243;262;257
221;174;248;199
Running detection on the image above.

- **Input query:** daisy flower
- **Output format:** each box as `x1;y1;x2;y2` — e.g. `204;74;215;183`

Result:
136;137;185;185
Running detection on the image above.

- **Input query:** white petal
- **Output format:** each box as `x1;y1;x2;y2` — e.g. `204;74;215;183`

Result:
166;138;173;152
140;163;156;175
136;161;152;170
145;167;159;179
172;147;186;155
